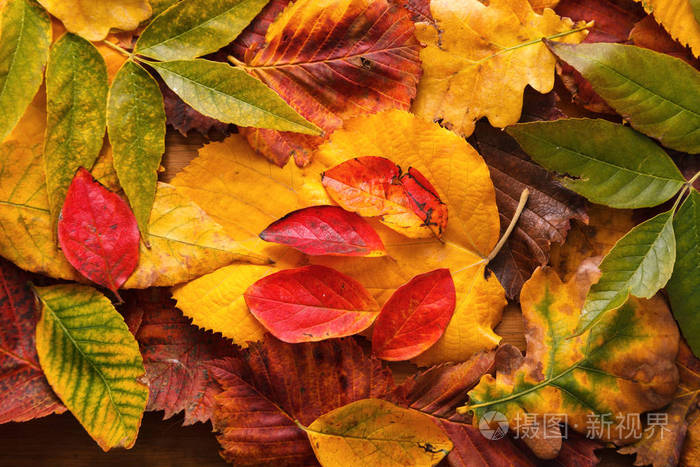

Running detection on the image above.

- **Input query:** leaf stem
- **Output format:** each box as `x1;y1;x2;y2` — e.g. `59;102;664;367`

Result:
671;170;700;214
101;40;132;58
227;55;247;68
686;169;700;188
486;188;530;263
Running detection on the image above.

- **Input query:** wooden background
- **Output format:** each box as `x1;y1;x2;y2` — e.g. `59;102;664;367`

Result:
0;131;632;466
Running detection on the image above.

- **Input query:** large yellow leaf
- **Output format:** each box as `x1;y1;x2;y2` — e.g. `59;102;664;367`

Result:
412;0;588;137
172;110;505;363
635;0;700;57
37;0;152;41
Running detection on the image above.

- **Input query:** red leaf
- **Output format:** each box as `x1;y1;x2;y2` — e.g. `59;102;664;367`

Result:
372;269;455;361
259;205;386;257
244;265;380;343
0;258;65;423
122;289;237;425
401;167;449;238
58;168;139;298
210;336;397;466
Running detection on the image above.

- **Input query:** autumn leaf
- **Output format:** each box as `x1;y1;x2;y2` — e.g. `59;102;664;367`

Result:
34;284;149;450
372;269;456;361
547;42;700;153
259;205;386;257
122;289;236;426
305;399;452;467
0;258;65;424
37;0;152;41
634;0;700;57
211;336;396;465
160;83;229;136
630;15;700;64
508;119;686;208
0;0;50;143
244;265;380;343
232;0;421;166
135;0;269;61
473;121;588;299
44;33;109;231
172;111;505;363
412;0;588;137
107;60;166;239
667;190;700;355
464;265;679;452
57;168;139;299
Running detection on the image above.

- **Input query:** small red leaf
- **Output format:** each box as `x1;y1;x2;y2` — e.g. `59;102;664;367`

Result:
244;265;380;343
58;168;139;298
372;269;455;361
260;205;386;257
401;167;448;238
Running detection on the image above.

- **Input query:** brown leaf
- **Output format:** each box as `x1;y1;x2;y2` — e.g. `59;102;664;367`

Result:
160;83;230;137
629;16;700;67
0;258;65;423
122;289;237;425
210;336;396;465
473;122;588;298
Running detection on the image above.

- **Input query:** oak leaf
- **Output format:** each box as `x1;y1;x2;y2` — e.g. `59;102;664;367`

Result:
211;336;397;465
122;289;237;426
171;111;505;363
233;0;422;166
0;258;65;424
634;0;700;56
412;0;588;137
37;0;152;41
465;265;679;454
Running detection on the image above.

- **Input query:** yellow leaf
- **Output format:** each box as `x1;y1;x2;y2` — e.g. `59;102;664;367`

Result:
305;399;452;467
528;0;560;13
412;0;588;137
172;110;505;362
635;0;700;57
37;0;152;41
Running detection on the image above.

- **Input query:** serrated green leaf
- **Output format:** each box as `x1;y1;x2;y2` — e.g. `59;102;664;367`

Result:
666;189;700;355
45;33;108;232
107;60;166;238
0;0;50;142
34;284;148;451
151;59;321;135
576;210;676;334
507;119;685;209
136;0;269;61
547;42;700;154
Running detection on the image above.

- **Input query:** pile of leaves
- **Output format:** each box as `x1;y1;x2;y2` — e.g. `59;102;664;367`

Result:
0;0;699;465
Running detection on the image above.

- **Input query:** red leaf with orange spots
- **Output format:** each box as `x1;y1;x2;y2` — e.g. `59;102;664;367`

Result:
259;205;386;257
243;265;380;343
0;258;65;423
402;167;449;238
57;168;139;299
372;269;455;361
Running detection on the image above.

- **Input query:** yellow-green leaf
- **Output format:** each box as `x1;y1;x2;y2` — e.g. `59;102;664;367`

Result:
45;32;108;231
0;0;50;142
33;284;149;450
135;0;269;61
305;399;452;467
634;0;700;57
107;60;166;238
37;0;151;41
151;59;321;135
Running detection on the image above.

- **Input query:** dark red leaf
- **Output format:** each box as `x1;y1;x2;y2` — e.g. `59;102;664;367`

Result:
58;167;139;298
160;83;230;137
398;0;434;24
210;336;396;466
0;258;65;423
401;167;448;238
122;289;237;425
259;205;386;257
243;265;380;343
372;269;455;361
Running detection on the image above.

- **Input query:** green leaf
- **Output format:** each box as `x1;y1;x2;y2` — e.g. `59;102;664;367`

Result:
0;0;51;142
151;59;322;135
149;0;181;17
45;33;108;231
692;0;700;23
666;189;700;355
135;0;269;61
107;60;166;239
576;209;676;334
507;119;685;208
546;42;700;154
33;284;148;451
